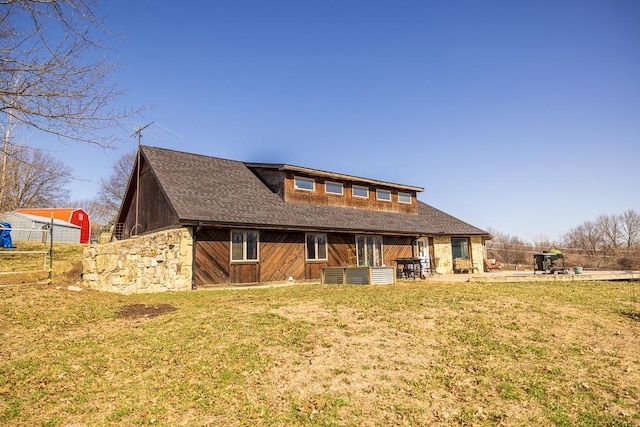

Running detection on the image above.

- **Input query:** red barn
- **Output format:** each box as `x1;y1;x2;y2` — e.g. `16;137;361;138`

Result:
16;208;91;243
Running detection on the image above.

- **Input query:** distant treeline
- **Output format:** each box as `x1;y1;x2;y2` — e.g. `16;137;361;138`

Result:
486;209;640;270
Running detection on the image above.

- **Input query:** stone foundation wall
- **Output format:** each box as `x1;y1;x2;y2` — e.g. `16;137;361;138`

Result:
82;227;193;294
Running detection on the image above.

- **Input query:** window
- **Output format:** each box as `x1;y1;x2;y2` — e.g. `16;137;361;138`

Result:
376;189;391;202
294;176;315;191
325;181;343;195
352;185;369;199
356;235;383;266
231;230;259;262
306;233;327;260
451;237;470;260
398;192;412;204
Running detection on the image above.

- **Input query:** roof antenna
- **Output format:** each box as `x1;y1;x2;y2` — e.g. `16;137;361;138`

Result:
130;122;153;236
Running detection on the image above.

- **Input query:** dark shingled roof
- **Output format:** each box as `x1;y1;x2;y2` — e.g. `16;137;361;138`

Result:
141;145;488;236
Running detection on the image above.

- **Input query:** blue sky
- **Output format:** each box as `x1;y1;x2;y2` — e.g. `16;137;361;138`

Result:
32;0;640;243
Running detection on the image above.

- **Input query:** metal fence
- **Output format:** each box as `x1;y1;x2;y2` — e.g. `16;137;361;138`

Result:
0;219;54;285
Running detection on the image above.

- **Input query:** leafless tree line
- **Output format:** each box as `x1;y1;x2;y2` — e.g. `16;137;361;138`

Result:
487;210;640;270
0;143;72;210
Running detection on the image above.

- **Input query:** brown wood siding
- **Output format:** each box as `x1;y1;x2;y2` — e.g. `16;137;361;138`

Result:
305;263;327;280
195;228;229;286
383;236;415;268
283;172;418;214
260;231;306;282
328;234;356;266
194;228;418;286
120;157;179;236
195;228;259;286
229;263;260;284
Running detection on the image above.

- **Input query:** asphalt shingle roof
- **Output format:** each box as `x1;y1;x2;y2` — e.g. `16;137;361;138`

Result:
141;145;488;236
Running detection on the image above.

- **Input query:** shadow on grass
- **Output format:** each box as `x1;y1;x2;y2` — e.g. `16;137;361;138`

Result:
620;310;640;322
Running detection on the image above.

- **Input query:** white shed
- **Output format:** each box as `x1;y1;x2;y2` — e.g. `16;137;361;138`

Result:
1;211;81;243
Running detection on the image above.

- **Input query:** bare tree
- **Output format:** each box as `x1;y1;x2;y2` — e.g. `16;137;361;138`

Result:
93;150;135;224
620;209;640;255
596;214;622;264
485;229;532;266
1;144;72;209
563;221;605;267
1;0;132;145
71;198;101;221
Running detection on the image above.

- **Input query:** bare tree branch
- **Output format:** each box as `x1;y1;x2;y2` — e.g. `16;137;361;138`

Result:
1;0;137;146
92;150;134;224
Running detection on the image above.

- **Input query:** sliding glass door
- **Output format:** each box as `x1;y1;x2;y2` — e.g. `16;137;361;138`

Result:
356;235;383;267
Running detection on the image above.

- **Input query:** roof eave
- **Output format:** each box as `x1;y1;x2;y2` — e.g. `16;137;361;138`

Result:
179;219;488;237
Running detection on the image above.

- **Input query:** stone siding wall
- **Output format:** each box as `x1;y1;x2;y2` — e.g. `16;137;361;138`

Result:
470;236;486;273
82;227;193;294
432;235;486;274
433;236;453;274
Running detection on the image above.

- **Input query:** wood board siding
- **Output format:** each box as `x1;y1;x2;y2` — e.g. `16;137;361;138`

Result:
383;236;415;268
195;228;348;286
229;263;260;284
119;156;179;237
195;228;259;285
195;228;229;286
260;231;306;282
194;227;418;287
328;234;355;266
250;170;419;214
285;172;418;214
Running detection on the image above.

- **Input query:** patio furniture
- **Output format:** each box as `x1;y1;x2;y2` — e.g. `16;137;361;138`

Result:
484;258;503;272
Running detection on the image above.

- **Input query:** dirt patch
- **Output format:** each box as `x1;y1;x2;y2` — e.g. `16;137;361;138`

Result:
116;303;177;319
622;310;640;322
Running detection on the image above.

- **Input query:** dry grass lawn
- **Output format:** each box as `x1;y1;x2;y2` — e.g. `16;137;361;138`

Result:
0;252;639;426
0;243;83;286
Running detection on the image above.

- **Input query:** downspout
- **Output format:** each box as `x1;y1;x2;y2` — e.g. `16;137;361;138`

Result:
191;222;203;290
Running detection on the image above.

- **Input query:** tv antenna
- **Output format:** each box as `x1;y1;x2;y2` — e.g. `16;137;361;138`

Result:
131;122;154;147
130;122;153;236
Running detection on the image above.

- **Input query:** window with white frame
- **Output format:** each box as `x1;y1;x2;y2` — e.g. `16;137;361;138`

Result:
376;189;391;202
306;233;327;260
231;230;259;262
398;192;412;204
352;185;369;198
325;181;343;196
294;176;315;191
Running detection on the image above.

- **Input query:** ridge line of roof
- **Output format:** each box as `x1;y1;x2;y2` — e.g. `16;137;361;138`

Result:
139;146;424;192
141;145;246;165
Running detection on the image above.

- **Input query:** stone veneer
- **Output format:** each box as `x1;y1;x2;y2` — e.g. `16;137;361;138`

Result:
432;236;453;274
82;227;193;294
432;235;485;274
